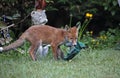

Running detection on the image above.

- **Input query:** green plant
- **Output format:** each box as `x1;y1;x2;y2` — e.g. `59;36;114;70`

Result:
81;28;120;49
78;13;93;40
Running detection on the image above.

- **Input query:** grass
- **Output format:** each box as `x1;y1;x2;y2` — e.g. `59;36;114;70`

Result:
0;48;120;78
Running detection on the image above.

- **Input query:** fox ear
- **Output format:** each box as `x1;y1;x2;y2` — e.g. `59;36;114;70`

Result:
65;25;70;30
76;21;81;31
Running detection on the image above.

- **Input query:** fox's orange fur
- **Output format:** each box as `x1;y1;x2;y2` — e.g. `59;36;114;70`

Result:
0;25;80;61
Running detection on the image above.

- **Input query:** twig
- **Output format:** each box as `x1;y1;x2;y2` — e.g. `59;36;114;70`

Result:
0;24;15;31
0;13;31;31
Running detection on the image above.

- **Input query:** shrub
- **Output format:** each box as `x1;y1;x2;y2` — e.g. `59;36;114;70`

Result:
81;28;120;49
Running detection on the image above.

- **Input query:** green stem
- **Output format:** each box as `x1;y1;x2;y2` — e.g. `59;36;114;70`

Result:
79;19;88;40
69;15;72;27
79;18;91;40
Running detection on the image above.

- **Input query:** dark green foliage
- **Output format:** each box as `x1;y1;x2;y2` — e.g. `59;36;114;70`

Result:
0;0;120;35
0;0;120;49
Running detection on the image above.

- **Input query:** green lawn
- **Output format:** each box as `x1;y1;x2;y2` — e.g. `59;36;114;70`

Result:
0;48;120;78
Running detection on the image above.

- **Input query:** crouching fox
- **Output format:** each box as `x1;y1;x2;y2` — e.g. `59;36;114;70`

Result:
0;24;80;61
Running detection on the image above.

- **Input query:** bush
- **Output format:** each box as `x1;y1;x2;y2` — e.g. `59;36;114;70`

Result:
81;28;120;49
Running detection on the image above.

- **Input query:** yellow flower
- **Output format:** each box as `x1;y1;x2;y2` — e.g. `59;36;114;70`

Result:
90;31;93;35
91;39;96;42
100;36;103;39
103;35;107;40
85;13;93;18
89;14;93;18
86;13;90;17
96;42;99;45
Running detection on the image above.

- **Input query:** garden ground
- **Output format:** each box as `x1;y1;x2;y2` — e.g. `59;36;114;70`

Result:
0;48;120;78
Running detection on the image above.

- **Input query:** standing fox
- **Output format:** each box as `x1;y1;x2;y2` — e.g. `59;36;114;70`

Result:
0;24;80;61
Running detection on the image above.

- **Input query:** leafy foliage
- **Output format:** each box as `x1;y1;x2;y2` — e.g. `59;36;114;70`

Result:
81;28;120;49
0;0;120;48
0;0;120;29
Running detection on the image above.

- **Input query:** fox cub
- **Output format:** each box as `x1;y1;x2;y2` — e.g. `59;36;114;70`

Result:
0;24;80;61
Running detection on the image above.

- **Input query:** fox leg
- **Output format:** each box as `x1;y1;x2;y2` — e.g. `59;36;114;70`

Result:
57;47;64;59
51;44;59;60
29;45;37;61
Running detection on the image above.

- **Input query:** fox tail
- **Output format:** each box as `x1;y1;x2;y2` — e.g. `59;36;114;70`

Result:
0;35;25;52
